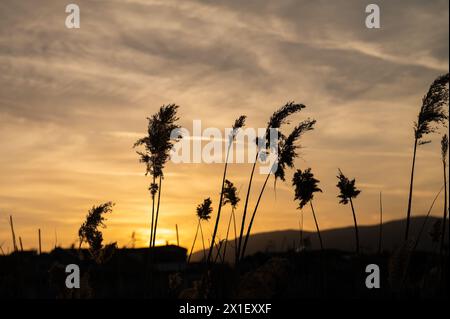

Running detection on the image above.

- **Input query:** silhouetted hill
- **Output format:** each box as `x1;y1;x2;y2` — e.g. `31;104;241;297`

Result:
192;216;446;261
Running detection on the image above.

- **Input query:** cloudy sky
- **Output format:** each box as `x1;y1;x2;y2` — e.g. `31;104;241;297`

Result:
0;0;448;252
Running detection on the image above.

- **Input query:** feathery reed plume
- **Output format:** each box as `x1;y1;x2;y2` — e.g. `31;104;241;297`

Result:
134;104;181;248
9;215;18;252
222;180;240;208
274;120;316;182
292;168;324;251
405;73;449;241
207;115;246;264
78;202;114;258
220;180;240;262
266;102;306;141
233;116;247;133
337;169;361;254
188;198;213;263
440;134;448;255
240;109;315;261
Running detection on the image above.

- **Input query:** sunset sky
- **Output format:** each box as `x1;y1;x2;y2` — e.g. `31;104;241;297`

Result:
0;0;448;253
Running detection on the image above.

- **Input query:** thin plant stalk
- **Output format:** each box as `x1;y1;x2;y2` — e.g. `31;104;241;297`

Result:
299;214;303;251
441;163;447;255
207;142;232;263
199;222;206;262
221;208;235;263
405;138;418;241
413;185;444;251
9;215;18;252
54;230;58;249
211;233;224;263
378;191;383;255
149;175;156;248
214;241;224;263
440;135;448;255
187;219;201;263
152;175;162;247
237;154;258;264
403;186;444;291
241;172;271;261
232;210;238;261
209;116;245;264
38;228;42;255
310;201;323;251
349;199;360;255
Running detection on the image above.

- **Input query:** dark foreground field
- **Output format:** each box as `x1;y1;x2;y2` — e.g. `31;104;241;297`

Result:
0;245;448;299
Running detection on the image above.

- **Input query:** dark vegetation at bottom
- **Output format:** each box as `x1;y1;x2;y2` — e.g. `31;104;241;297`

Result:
0;247;448;299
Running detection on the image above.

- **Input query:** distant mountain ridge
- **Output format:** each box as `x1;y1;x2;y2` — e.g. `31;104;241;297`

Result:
192;216;446;261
